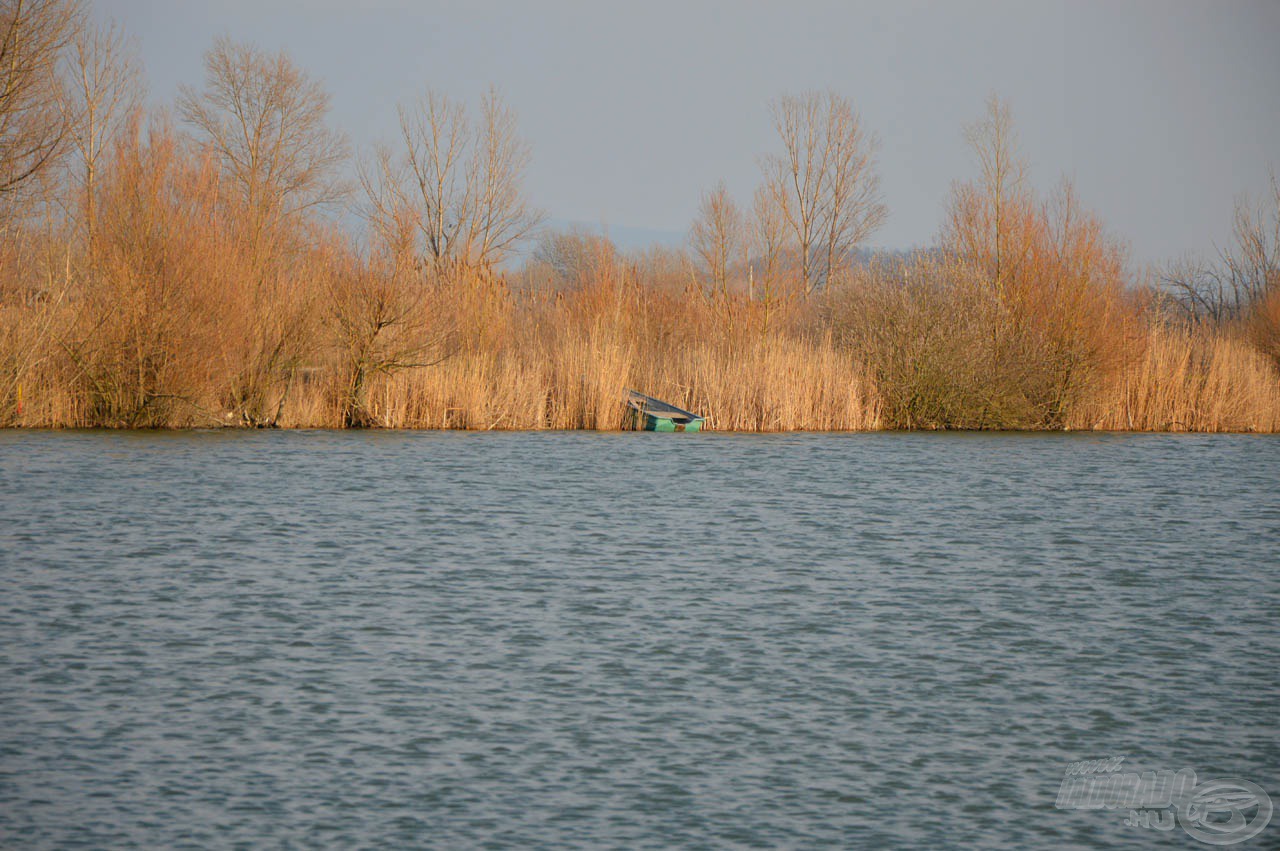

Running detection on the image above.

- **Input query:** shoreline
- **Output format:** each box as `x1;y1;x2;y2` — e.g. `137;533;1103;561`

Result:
5;424;1278;435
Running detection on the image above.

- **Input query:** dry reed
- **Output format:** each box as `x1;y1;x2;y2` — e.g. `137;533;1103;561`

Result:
1073;325;1280;432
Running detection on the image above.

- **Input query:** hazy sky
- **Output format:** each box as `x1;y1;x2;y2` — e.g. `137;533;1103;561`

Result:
102;0;1279;265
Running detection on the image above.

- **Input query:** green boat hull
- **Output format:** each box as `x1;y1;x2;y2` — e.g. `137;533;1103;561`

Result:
638;412;704;432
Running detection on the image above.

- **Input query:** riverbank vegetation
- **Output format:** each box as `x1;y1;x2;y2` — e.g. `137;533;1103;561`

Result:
2;0;1277;431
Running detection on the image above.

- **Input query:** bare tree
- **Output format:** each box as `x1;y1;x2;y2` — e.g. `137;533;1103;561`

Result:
1223;175;1280;309
362;86;542;273
1162;174;1280;332
178;37;348;242
60;17;142;258
689;180;742;297
762;92;822;295
1160;255;1229;324
821;97;886;289
527;226;617;290
750;183;787;300
944;94;1032;297
761;91;885;296
177;39;348;425
378;90;468;267
469;88;541;266
327;259;444;427
0;0;82;203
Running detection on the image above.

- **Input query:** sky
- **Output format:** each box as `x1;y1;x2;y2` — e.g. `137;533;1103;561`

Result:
101;0;1280;266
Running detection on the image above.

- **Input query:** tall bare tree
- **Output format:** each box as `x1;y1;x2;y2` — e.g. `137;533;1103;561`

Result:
0;0;82;203
405;90;466;266
362;86;542;273
178;37;348;243
689;180;742;297
177;39;347;425
751;183;788;304
820;96;886;289
470;88;541;266
61;17;142;258
761;91;885;296
762;92;822;295
944;94;1032;297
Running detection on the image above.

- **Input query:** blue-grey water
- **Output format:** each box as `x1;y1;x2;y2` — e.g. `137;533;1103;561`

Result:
1;431;1277;849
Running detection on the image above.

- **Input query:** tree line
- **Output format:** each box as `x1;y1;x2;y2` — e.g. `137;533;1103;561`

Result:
1;0;1277;431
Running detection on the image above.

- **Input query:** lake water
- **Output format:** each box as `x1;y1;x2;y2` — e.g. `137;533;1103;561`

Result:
1;431;1277;849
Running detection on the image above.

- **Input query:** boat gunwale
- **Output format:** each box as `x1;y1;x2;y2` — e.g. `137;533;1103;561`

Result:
625;389;705;424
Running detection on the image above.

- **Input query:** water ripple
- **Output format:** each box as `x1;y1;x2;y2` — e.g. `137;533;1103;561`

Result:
1;431;1278;848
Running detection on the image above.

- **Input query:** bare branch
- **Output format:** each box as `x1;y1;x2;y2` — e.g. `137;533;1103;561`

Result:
761;91;885;296
0;0;83;203
59;16;142;256
177;37;349;241
689;180;742;298
367;86;542;274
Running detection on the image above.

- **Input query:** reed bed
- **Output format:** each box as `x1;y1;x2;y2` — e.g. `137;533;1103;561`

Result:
1072;326;1280;432
2;204;1277;434
349;260;1273;433
10;269;1276;432
264;293;882;432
